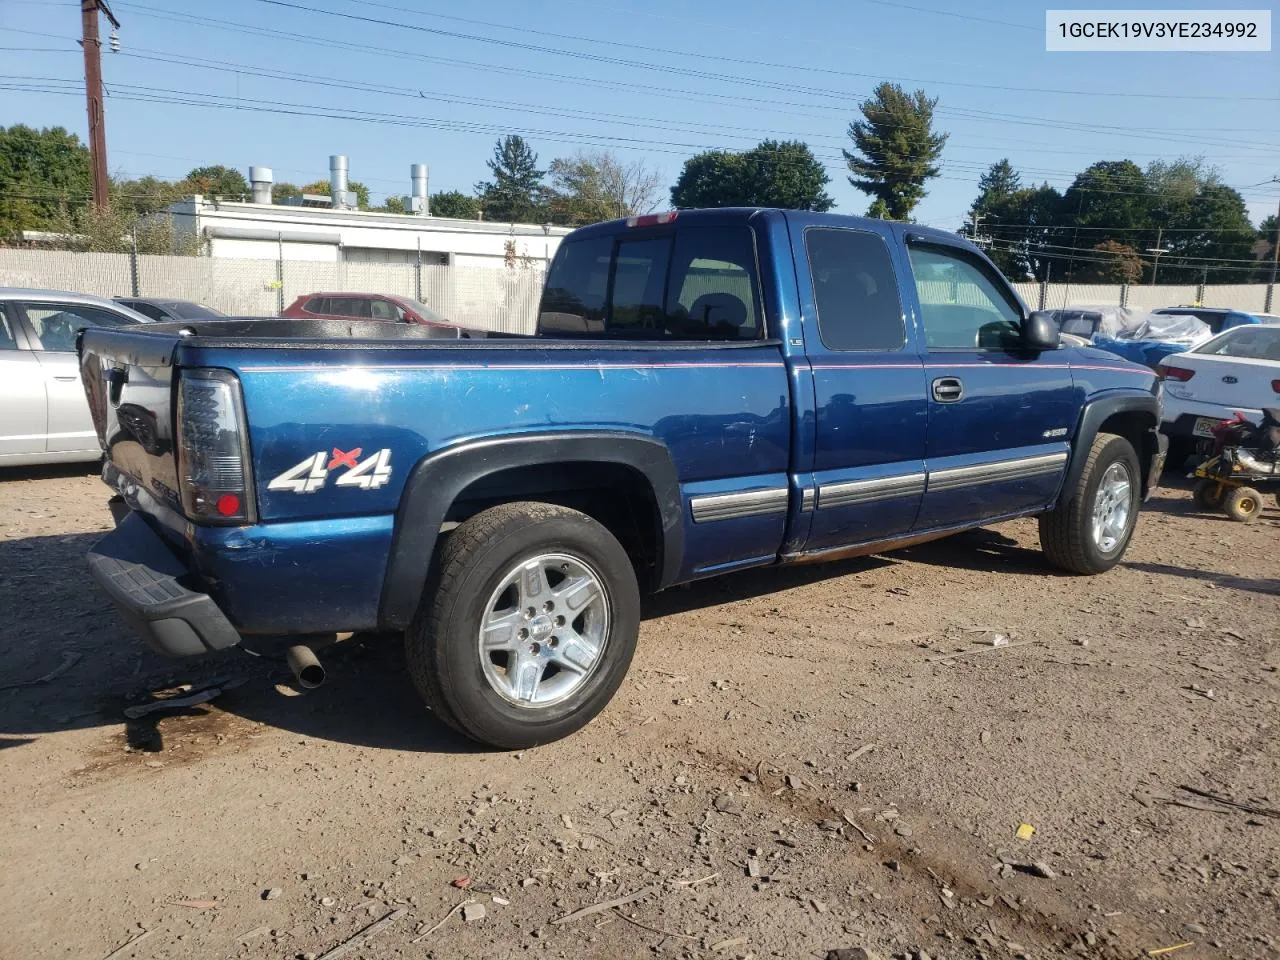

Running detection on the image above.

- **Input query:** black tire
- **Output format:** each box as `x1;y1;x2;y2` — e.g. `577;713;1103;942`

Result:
1192;478;1226;510
1223;486;1262;523
406;502;640;749
1039;432;1141;575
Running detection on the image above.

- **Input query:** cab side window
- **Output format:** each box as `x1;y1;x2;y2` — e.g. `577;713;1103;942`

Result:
805;228;904;351
907;245;1022;351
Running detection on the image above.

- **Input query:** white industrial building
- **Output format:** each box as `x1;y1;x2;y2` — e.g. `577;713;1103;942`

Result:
167;156;572;267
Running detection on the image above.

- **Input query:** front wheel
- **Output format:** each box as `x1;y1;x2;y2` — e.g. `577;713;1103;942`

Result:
406;502;640;749
1224;486;1262;523
1039;433;1141;575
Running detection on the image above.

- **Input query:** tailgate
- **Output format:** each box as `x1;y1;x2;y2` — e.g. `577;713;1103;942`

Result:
79;326;184;521
1172;354;1277;409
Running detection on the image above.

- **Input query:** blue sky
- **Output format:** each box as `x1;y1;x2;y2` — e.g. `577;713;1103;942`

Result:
2;0;1277;228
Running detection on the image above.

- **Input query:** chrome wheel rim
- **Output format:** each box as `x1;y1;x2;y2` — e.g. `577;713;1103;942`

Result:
1091;461;1133;554
477;552;610;707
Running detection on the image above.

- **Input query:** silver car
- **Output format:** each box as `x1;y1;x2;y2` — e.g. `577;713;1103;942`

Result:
1;288;152;465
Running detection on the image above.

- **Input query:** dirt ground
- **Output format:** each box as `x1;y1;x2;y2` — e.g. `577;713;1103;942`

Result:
0;465;1276;960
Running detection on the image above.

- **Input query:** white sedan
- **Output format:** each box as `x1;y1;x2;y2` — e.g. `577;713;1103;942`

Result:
1159;323;1280;458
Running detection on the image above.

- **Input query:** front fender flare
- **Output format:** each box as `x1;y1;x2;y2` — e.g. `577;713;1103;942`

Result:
378;431;683;630
1059;392;1160;509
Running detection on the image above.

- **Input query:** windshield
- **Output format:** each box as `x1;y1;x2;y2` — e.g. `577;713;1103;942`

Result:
399;298;446;322
1195;325;1280;360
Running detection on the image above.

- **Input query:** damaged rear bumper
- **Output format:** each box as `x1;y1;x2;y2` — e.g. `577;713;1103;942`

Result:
87;512;242;656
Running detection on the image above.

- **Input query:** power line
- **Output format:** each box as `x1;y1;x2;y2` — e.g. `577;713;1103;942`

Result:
5;74;1275;213
270;0;1274;103
52;9;1280;163
863;0;1040;31
91;47;1276;189
115;0;1280;105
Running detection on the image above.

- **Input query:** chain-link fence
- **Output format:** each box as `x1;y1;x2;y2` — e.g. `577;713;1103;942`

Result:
0;248;1274;331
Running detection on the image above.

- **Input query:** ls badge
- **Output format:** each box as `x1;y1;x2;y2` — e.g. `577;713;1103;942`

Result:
268;447;392;493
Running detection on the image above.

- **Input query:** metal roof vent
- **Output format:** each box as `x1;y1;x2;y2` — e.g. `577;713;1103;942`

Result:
249;166;273;204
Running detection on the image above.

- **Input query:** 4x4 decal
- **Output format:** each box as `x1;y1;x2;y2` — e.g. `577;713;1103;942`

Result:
268;447;392;493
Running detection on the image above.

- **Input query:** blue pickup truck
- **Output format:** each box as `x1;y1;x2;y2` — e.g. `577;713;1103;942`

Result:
80;208;1166;747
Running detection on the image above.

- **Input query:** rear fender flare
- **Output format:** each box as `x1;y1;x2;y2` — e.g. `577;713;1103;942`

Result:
378;431;683;630
1059;392;1159;508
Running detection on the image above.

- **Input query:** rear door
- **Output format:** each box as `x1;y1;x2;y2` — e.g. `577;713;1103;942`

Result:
791;220;928;552
904;239;1076;530
21;301;143;454
0;302;46;458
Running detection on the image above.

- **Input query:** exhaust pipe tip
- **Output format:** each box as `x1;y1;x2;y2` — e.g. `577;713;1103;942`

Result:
286;644;326;689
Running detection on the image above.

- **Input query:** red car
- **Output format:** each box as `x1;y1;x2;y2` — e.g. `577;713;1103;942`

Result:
282;292;452;327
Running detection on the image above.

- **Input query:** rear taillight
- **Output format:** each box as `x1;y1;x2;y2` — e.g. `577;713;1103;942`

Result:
1157;364;1195;382
176;369;254;525
1272;379;1280;394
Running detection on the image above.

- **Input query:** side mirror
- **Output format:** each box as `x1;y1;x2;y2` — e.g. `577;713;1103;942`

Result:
1023;311;1061;351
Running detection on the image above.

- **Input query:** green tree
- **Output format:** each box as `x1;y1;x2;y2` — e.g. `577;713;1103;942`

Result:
1259;214;1278;280
669;150;746;208
844;82;948;220
969;159;1021;224
670;140;833;211
476;135;546;222
429;190;482;219
272;182;302;204
546;150;662;226
111;175;184;216
979;183;1065;280
182;164;249;198
301;179;371;209
0;125;91;238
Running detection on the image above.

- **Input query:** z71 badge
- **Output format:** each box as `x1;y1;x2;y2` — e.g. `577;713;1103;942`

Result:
268;447;392;493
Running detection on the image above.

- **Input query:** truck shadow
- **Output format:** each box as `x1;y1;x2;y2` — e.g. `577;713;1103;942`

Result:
0;524;1075;757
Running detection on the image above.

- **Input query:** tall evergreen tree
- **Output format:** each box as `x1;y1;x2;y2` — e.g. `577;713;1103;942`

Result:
971;159;1021;218
844;83;948;220
475;135;546;223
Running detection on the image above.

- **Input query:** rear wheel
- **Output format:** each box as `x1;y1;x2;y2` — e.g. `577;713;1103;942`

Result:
1192;478;1226;510
406;502;640;749
1224;486;1262;523
1040;433;1141;575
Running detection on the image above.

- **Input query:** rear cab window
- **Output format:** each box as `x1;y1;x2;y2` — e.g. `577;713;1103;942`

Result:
538;224;764;341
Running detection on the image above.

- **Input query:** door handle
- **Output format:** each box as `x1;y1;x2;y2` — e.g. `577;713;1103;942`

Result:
931;376;964;403
53;375;78;382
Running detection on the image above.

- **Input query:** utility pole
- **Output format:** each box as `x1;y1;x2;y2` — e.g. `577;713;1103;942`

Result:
1269;180;1279;290
1145;225;1169;286
80;0;119;212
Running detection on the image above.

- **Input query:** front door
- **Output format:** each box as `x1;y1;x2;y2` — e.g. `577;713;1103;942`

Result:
793;222;928;553
904;240;1076;531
